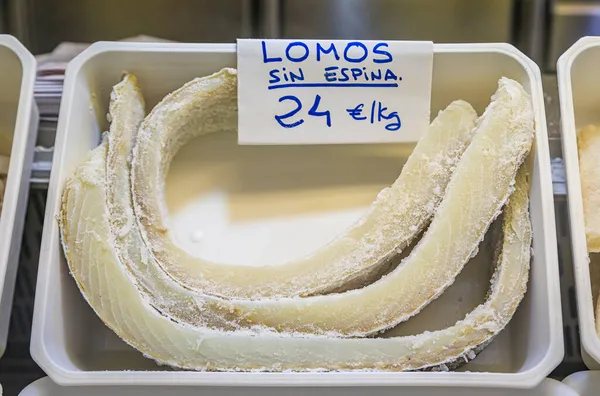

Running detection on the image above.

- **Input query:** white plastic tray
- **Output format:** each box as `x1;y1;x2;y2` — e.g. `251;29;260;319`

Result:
31;42;562;388
0;35;38;357
563;371;600;395
18;377;579;396
557;36;600;369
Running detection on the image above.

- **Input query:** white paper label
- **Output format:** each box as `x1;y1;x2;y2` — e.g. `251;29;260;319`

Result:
237;39;433;145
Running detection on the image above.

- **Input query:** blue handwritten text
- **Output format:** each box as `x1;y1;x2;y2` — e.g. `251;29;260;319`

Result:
346;101;401;131
261;41;393;64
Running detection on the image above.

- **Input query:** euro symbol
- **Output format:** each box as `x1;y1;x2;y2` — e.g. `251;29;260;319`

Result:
346;103;367;121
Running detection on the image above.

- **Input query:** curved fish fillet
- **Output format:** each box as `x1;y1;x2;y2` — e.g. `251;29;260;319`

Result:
131;68;478;299
106;72;479;329
104;74;233;329
59;130;531;370
208;77;535;337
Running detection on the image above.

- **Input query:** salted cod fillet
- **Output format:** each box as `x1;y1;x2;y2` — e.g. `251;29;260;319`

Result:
575;125;600;338
130;68;478;299
106;72;478;329
209;77;535;337
59;131;531;371
577;124;600;252
104;74;230;329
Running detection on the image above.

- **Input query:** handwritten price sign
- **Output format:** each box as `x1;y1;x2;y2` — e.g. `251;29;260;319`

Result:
237;39;433;145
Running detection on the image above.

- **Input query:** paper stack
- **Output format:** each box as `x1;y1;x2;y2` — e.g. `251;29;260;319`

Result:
32;64;63;184
31;37;169;185
33;42;88;184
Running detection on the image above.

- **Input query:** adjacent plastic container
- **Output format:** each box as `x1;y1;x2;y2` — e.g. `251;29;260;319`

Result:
563;371;600;395
0;35;38;357
31;42;562;388
557;36;600;369
18;377;578;396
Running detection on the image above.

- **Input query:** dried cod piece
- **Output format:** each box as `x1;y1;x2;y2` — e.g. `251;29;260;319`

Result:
577;124;600;252
103;74;230;329
59;128;531;370
207;77;535;337
105;72;478;329
130;68;478;299
104;73;236;329
575;124;600;339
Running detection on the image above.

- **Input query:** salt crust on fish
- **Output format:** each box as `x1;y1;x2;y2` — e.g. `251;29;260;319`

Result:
130;69;478;299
